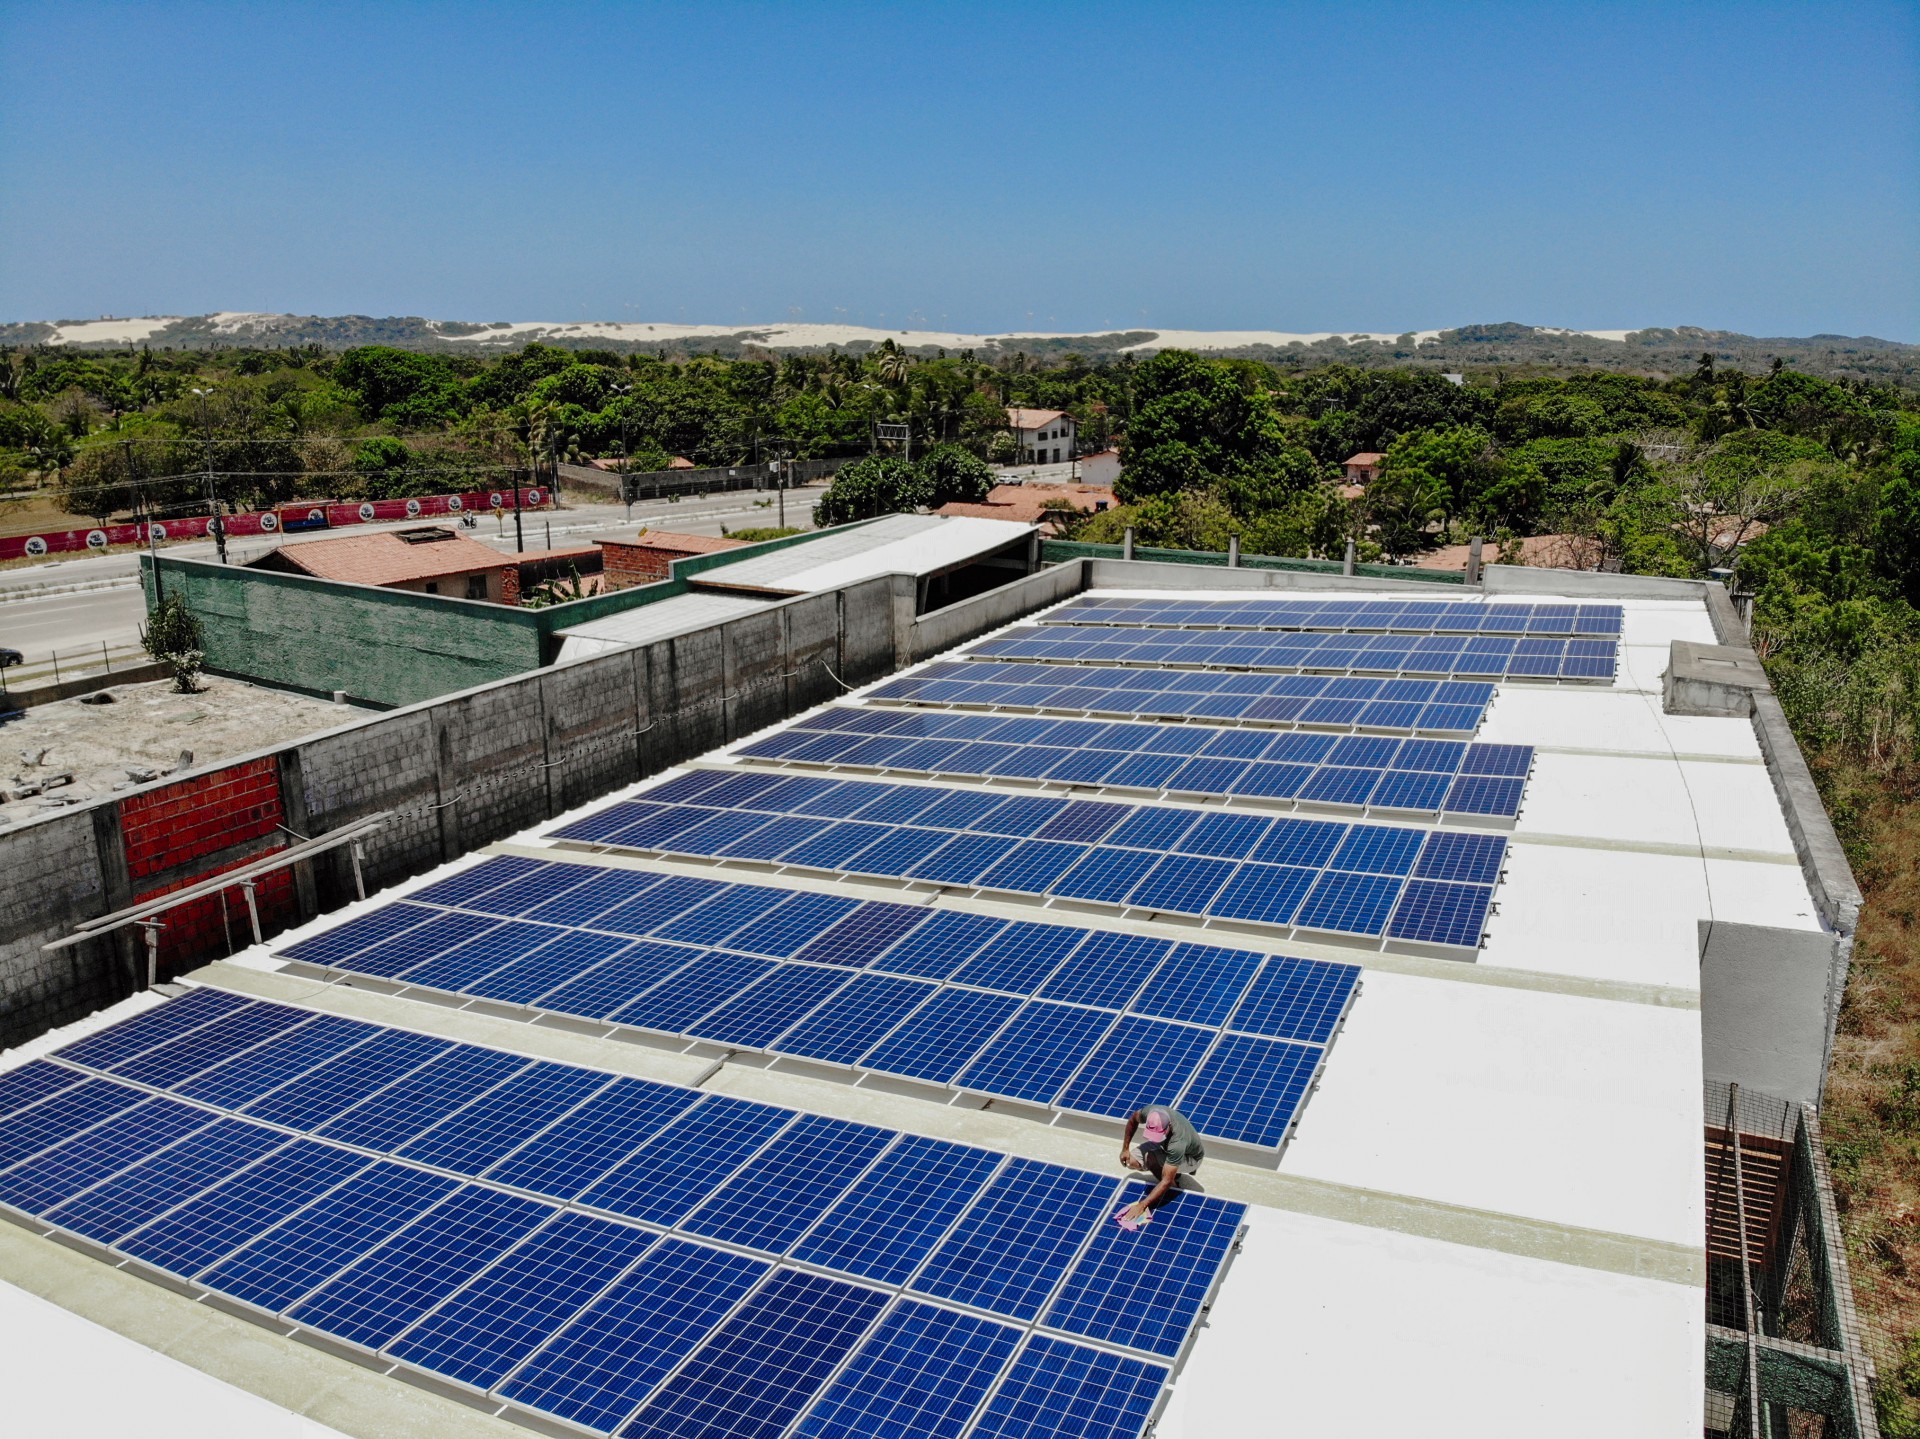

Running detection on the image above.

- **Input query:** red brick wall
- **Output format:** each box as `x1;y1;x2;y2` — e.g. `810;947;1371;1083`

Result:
600;540;675;590
120;757;293;973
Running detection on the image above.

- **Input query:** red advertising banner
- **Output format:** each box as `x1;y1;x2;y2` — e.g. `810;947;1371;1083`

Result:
0;488;548;562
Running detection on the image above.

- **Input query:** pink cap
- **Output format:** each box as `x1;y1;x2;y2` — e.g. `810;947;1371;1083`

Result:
1141;1109;1171;1142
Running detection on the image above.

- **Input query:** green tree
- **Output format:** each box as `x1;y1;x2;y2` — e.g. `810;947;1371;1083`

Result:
140;594;206;693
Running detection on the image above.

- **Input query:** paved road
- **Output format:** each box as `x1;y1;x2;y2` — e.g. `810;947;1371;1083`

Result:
0;487;824;664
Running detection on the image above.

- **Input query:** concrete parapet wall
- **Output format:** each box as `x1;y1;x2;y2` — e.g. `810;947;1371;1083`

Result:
908;560;1089;661
0;571;913;1048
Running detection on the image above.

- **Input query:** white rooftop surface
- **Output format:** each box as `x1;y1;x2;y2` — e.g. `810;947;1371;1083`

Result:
690;512;1032;594
1;577;1779;1438
552;589;769;658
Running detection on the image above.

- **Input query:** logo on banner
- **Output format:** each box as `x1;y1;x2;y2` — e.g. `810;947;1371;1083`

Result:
259;513;279;532
24;536;47;557
527;488;544;505
405;498;422;517
307;509;324;524
86;530;108;550
489;492;504;509
358;502;375;521
148;523;168;542
447;496;463;512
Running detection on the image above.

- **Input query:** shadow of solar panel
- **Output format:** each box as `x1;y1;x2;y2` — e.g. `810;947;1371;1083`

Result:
1229;956;1361;1045
575;1096;791;1226
683;962;854;1049
397;1060;611;1178
793;1299;1023;1439
1178;1033;1322;1146
1055;1017;1215;1119
768;973;938;1066
621;1268;890;1439
1389;879;1494;949
790;1136;1001;1285
386;1214;659;1392
860;988;1024;1085
482;1075;700;1198
286;1185;554;1350
911;1159;1118;1321
680;1115;893;1254
1044;1185;1245;1358
54;986;249;1070
498;1237;769;1433
42;1118;284;1245
0;1094;212;1216
196;1159;459;1312
957;1002;1120;1105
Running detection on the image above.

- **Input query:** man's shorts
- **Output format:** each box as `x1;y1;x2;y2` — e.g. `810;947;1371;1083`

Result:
1138;1143;1201;1181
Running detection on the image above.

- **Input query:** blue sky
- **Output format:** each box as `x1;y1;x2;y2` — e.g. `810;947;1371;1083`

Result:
2;1;1916;338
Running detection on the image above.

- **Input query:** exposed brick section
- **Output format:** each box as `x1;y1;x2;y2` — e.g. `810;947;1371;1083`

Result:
601;532;745;590
121;758;283;882
137;860;296;978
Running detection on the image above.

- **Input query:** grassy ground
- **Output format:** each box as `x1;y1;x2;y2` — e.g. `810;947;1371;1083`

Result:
1810;755;1920;1431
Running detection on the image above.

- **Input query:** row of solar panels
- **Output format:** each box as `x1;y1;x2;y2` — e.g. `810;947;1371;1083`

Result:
556;771;1508;955
972;626;1618;682
737;705;1533;821
872;661;1496;735
1049;596;1625;636
5;988;1246;1439
281;855;1358;1148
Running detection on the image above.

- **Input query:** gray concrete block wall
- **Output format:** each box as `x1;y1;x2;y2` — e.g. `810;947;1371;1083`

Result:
0;812;119;1041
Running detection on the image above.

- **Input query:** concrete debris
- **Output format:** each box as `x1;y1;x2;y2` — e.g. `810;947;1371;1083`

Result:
124;767;158;783
19;748;48;766
77;691;115;706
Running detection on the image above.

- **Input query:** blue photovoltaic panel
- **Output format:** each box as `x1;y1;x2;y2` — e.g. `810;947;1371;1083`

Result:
1389;879;1494;949
791;1136;1002;1286
1045;595;1621;637
652;884;792;945
176;1014;379;1109
54;985;249;1070
1177;1033;1323;1148
239;1028;453;1131
279;903;439;967
285;1185;555;1350
396;1060;610;1178
607;949;777;1034
870;910;1005;980
407;854;547;906
0;1095;212;1217
1055;1017;1217;1121
390;922;569;994
459;927;643;1007
1045;1187;1245;1358
769;973;937;1067
387;1214;660;1392
0;1077;151;1172
576;1096;791;1227
793;902;931;968
957;1002;1122;1105
679;1115;893;1254
42;1119;286;1245
859;987;1024;1085
1414;830;1508;886
0;1060;87;1121
333;910;502;981
517;939;698;1021
948;921;1082;994
912;1159;1118;1321
315;1045;528;1152
622;1268;890;1439
498;1237;770;1434
519;868;667;927
1227;956;1360;1045
682;962;855;1049
726;892;862;957
107;1002;319;1089
1292;870;1403;938
116;1138;371;1278
483;1076;700;1198
793;1300;1022;1439
866;660;1495;736
196;1160;460;1312
969;1335;1168;1439
1130;943;1262;1029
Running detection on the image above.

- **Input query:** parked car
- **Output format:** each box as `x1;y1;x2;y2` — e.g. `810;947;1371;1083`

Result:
0;648;21;668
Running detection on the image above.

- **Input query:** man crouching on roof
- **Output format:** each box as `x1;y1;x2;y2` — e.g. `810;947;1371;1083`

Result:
1118;1106;1203;1223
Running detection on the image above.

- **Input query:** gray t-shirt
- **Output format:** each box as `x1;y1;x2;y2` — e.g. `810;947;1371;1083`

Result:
1137;1107;1204;1171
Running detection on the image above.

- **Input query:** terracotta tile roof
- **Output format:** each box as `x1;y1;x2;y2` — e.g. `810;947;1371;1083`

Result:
936;484;1113;524
612;530;746;556
1006;407;1069;431
259;529;510;587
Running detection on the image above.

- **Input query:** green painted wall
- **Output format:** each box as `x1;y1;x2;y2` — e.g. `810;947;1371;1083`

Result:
140;520;875;708
1039;539;1466;585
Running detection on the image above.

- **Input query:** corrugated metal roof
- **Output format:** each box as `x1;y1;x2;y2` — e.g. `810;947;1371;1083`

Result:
690;514;1032;596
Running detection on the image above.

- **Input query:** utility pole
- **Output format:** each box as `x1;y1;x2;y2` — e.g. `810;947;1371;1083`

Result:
511;468;525;553
190;386;225;563
611;381;633;520
131;438;163;605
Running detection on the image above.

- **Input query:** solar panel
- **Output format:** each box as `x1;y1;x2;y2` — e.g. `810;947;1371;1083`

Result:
1228;955;1360;1045
620;1269;890;1439
679;1115;893;1254
867;660;1496;735
770;973;938;1066
1044;1186;1245;1357
42;1119;286;1245
54;985;250;1070
957;1002;1123;1105
1178;1034;1324;1148
1055;1017;1216;1120
575;1095;791;1226
497;1237;770;1432
793;1299;1023;1439
0;1077;153;1171
0;1095;212;1217
238;1028;454;1131
790;1137;1002;1285
1040;596;1622;638
860;988;1025;1085
911;1159;1119;1321
315;1045;528;1152
395;1060;610;1177
969;1335;1169;1439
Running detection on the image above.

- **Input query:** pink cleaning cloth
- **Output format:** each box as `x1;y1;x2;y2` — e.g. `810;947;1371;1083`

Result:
1112;1205;1149;1231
